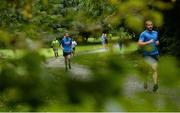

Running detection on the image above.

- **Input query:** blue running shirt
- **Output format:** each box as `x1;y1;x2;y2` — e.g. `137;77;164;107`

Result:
61;37;72;53
139;30;159;56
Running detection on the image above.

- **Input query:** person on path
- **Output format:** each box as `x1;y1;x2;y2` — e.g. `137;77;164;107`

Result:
61;33;72;71
51;38;60;58
71;40;77;56
138;20;160;92
101;33;108;49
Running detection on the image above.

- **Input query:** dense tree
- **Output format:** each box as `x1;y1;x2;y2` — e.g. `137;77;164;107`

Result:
1;0;180;112
160;0;180;59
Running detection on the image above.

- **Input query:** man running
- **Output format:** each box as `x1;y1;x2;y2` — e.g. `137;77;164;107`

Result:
138;20;160;92
51;38;60;58
71;40;77;56
101;33;108;49
61;33;72;71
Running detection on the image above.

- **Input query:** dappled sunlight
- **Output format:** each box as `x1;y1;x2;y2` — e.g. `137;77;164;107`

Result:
0;0;179;112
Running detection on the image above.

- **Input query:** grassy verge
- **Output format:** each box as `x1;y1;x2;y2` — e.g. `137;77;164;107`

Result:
0;44;103;59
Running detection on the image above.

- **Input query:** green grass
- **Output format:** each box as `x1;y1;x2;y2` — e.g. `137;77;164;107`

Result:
87;36;120;43
0;49;26;59
110;42;138;54
74;42;139;66
39;45;103;58
76;44;102;52
0;49;15;58
122;42;138;53
39;48;63;58
0;38;138;59
87;37;101;43
0;44;103;59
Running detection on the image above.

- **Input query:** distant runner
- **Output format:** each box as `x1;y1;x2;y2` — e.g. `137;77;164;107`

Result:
51;38;60;58
101;33;108;49
71;40;77;56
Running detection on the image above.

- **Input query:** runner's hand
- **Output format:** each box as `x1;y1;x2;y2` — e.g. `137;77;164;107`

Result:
147;39;154;44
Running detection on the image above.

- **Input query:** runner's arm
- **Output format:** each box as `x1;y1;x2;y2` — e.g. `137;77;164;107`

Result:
60;41;64;50
155;40;160;46
138;39;153;47
60;44;64;50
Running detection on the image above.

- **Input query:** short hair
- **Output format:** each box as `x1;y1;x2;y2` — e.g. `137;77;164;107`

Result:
145;20;153;25
65;33;69;36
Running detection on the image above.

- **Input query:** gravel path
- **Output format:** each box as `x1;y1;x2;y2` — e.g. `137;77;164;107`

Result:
45;46;180;103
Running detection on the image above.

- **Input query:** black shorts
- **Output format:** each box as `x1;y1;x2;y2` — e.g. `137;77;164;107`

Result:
149;55;159;61
144;54;159;62
105;39;108;44
63;52;71;57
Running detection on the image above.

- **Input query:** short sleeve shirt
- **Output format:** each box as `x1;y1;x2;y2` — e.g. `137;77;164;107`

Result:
139;30;159;56
61;37;72;53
